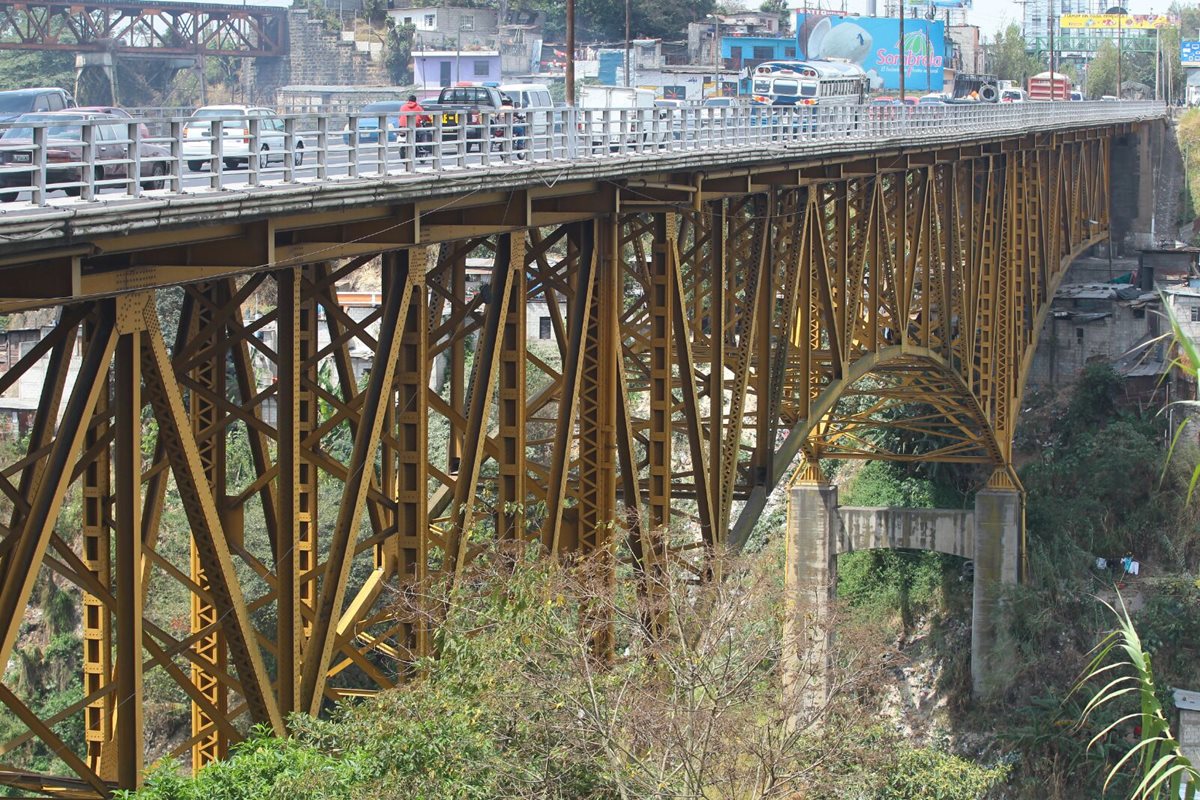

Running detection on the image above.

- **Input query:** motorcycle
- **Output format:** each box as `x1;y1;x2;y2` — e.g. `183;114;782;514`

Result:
489;110;528;158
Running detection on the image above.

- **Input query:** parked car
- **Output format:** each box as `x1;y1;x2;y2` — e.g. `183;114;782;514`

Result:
918;93;947;104
0;88;74;123
75;106;150;139
1070;90;1084;101
182;105;305;171
0;111;169;198
868;96;902;120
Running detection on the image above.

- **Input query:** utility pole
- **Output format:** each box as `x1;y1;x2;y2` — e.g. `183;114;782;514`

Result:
1048;0;1055;101
624;0;631;87
923;14;930;92
1167;32;1173;105
899;8;905;103
1154;26;1161;102
565;0;575;106
706;13;721;98
1116;10;1122;99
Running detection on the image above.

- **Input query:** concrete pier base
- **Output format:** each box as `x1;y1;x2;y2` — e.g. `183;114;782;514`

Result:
784;472;1023;706
970;485;1022;696
75;52;117;106
784;480;838;718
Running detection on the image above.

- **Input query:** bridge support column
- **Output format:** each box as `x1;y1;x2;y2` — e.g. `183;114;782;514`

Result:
971;474;1022;696
784;465;837;721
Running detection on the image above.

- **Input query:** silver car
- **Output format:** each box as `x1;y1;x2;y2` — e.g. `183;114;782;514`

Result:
182;104;305;172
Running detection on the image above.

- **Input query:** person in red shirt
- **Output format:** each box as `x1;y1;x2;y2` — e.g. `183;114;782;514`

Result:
399;94;433;157
399;94;431;128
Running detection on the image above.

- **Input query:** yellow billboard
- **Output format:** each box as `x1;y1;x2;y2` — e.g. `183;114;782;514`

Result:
1059;13;1177;30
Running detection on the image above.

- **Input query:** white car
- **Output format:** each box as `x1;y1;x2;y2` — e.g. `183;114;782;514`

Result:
182;105;305;171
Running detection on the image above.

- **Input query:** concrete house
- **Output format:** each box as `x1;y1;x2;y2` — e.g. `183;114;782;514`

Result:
389;5;499;50
413;50;501;88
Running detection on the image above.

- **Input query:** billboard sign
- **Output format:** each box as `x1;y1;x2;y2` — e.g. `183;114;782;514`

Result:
1183;40;1200;67
1059;14;1177;30
795;13;945;92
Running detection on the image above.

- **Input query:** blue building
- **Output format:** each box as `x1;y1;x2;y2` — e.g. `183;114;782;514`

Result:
721;36;797;94
721;36;798;70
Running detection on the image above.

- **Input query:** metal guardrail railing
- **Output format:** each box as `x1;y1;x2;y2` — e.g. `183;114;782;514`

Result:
0;101;1164;216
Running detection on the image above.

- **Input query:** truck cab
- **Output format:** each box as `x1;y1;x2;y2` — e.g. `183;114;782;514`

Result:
425;84;511;148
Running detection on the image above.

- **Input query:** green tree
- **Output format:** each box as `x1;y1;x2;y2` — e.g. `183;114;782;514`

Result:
0;51;74;94
988;22;1039;85
362;0;386;26
383;22;416;85
1169;2;1200;101
525;0;714;42
760;0;789;34
1087;39;1119;99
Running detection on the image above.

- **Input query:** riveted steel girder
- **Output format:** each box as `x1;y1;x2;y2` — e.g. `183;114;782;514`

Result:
0;129;1120;797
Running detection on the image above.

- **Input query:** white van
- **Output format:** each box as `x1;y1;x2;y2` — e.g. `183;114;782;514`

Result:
499;83;555;142
498;83;553;110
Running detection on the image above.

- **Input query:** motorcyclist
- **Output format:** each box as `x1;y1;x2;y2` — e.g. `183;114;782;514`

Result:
495;94;527;157
399;94;431;128
400;94;432;157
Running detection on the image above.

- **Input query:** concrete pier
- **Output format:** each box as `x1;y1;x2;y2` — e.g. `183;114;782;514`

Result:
785;476;1022;701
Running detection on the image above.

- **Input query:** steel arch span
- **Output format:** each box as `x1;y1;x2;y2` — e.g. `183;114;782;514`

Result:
0;123;1117;795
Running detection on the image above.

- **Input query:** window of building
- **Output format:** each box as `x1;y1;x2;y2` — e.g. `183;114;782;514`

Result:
473;59;490;76
1192;305;1200;323
752;45;774;60
730;45;742;61
423;13;435;26
1133;307;1145;319
539;317;552;339
403;16;412;24
1075;327;1085;343
784;46;796;58
460;14;474;30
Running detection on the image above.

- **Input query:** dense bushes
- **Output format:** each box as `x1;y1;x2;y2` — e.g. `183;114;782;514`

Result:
118;542;1015;799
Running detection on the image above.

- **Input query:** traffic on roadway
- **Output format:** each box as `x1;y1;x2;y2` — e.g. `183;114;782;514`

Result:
0;94;1164;213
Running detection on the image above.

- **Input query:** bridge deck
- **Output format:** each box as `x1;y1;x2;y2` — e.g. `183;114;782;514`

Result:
0;102;1164;314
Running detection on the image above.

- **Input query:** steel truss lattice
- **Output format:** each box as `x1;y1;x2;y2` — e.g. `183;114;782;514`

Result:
0;130;1114;797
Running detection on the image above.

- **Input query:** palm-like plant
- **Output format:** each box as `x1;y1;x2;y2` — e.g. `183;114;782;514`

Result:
1071;296;1200;799
1074;594;1198;799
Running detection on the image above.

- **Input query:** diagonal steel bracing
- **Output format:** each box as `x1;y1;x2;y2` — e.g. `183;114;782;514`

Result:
0;129;1124;796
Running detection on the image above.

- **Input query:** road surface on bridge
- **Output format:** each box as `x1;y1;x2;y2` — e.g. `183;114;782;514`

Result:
0;101;1164;252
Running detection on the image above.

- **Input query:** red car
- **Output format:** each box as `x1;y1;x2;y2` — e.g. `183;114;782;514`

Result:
0;110;169;199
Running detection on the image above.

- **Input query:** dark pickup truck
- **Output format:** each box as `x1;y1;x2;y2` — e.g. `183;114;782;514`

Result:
422;85;513;150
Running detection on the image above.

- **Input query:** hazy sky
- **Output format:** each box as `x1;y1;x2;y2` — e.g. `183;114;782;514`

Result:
785;0;1175;39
